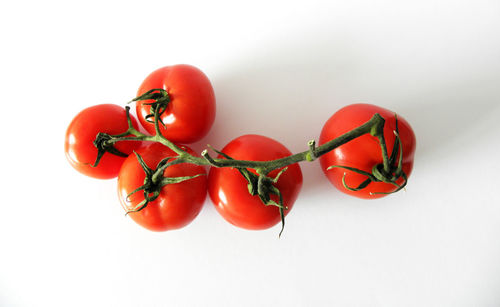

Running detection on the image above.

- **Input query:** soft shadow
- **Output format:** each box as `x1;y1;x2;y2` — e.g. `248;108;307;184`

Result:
193;29;500;199
197;36;367;196
384;74;500;160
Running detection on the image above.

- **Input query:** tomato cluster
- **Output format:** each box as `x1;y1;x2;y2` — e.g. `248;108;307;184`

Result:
65;64;416;234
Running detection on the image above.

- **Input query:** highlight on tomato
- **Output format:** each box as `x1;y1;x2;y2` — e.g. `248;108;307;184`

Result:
208;134;303;231
64;104;142;179
135;64;216;143
118;143;207;232
319;103;416;199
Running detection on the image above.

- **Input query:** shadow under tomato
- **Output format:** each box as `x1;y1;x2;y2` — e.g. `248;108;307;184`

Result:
384;74;500;160
191;26;500;202
193;37;366;197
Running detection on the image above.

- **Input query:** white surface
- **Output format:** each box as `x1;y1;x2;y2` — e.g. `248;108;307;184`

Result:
1;0;500;306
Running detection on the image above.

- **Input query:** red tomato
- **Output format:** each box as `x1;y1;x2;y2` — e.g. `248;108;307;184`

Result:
65;104;141;179
208;135;303;230
136;64;216;143
319;103;416;199
118;143;207;231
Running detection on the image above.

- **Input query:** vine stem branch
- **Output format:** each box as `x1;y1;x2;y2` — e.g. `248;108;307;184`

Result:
93;92;408;236
106;107;387;174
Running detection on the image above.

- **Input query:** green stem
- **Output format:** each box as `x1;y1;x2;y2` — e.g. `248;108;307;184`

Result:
376;134;391;174
95;101;407;236
107;108;387;174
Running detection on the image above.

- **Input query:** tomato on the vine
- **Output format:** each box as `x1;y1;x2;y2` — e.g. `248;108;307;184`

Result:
319;103;416;199
136;64;216;143
208;134;303;230
118;143;207;232
64;104;141;179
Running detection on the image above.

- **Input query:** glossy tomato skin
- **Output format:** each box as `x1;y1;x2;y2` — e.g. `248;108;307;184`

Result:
65;104;141;179
136;64;216;143
319;103;416;199
208;135;303;230
118;143;207;232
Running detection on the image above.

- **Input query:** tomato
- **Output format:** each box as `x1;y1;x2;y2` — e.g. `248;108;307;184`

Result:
319;103;416;199
118;143;207;231
136;64;216;143
65;104;141;179
208;134;303;230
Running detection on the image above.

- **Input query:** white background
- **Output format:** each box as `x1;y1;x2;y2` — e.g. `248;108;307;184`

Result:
1;0;500;306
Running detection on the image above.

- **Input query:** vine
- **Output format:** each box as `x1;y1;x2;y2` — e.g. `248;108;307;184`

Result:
93;89;407;235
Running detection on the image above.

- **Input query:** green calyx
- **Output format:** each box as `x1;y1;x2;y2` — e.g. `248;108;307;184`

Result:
125;151;204;215
328;114;408;195
90;132;128;167
129;88;171;127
